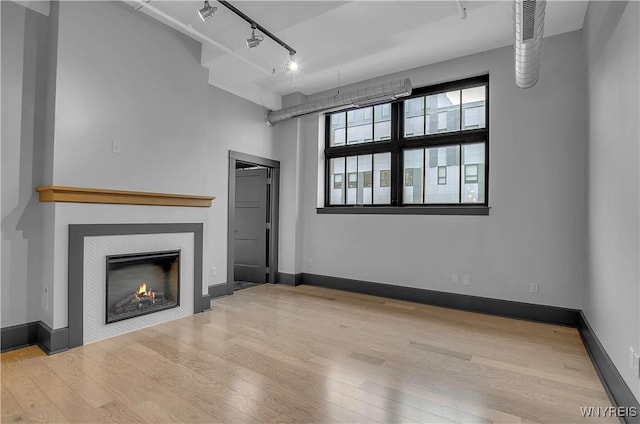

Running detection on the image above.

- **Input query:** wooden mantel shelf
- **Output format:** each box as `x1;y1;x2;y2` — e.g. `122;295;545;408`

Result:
35;186;214;208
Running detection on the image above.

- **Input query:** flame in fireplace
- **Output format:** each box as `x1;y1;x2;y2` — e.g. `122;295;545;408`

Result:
136;282;154;299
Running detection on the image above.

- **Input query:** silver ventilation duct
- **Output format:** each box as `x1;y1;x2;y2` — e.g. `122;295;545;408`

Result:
513;0;546;89
266;78;412;126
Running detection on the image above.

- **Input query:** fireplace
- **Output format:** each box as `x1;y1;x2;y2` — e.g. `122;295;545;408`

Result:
105;250;180;324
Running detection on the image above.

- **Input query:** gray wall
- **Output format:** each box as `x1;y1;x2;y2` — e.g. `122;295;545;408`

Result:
297;30;589;309
1;1;54;327
1;1;278;329
583;1;640;402
275;92;309;276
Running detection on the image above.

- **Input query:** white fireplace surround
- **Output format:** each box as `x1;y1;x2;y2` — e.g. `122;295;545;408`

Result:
83;233;194;344
67;223;205;349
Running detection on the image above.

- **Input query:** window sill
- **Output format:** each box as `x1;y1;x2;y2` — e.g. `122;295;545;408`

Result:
316;205;490;216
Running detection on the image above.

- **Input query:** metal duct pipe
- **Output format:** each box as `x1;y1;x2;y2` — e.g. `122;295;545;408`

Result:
266;78;412;126
513;0;546;88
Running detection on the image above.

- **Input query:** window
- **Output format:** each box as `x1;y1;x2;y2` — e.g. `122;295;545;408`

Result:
380;170;391;187
324;75;488;214
333;174;343;189
465;164;478;183
331;104;392;146
438;166;447;185
363;171;373;188
404;168;415;187
347;172;357;188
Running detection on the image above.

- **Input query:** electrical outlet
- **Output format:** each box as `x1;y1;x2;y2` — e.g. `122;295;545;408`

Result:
112;139;121;154
530;282;539;293
308;259;313;268
633;352;640;378
463;275;470;286
42;285;49;311
210;267;216;277
452;274;459;284
630;347;636;370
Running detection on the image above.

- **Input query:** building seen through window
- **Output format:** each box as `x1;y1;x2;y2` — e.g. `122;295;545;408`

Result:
325;76;488;210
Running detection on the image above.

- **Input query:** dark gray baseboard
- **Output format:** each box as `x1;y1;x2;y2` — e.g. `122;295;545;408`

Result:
1;322;39;353
301;273;580;326
578;312;640;424
37;322;69;355
208;283;228;299
1;321;68;355
277;272;303;286
202;294;211;310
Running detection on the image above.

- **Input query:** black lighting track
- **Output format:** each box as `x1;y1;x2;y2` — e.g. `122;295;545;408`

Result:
217;0;296;56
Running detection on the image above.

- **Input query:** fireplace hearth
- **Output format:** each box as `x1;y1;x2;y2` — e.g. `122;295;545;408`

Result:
106;250;180;324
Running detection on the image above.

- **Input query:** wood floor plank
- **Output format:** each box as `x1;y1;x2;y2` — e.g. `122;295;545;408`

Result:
99;340;262;424
78;343;216;423
22;356;107;423
4;373;69;423
1;284;614;423
217;343;379;423
470;354;605;391
97;400;147;423
1;385;26;423
134;329;331;423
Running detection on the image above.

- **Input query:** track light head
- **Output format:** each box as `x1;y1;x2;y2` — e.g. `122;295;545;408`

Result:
285;54;298;72
246;26;264;49
198;1;217;21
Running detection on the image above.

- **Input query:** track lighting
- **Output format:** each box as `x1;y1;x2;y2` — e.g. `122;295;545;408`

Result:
246;24;264;49
198;1;217;22
285;54;298;72
198;1;300;71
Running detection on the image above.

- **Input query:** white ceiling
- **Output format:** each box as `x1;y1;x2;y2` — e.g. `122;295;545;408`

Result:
130;0;589;110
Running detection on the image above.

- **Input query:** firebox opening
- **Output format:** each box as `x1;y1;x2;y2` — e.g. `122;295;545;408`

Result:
106;250;180;324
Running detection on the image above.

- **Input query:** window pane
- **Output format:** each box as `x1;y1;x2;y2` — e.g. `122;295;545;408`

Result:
426;90;460;134
437;166;447;185
357;154;373;204
462;86;486;130
380;170;391;187
346;156;358;204
374;104;391;141
330;113;346;146
462;143;485;204
373;153;391;204
465;164;478;184
329;157;345;205
425;146;459;203
404;97;424;137
403;149;424;204
347;107;373;144
333;174;343;189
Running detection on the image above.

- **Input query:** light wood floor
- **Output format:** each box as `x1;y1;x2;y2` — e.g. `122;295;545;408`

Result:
2;284;615;423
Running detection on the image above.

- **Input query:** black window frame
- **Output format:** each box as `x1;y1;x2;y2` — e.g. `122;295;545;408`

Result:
321;75;489;215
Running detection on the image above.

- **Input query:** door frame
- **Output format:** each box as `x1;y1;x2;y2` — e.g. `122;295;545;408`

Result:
227;151;280;295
